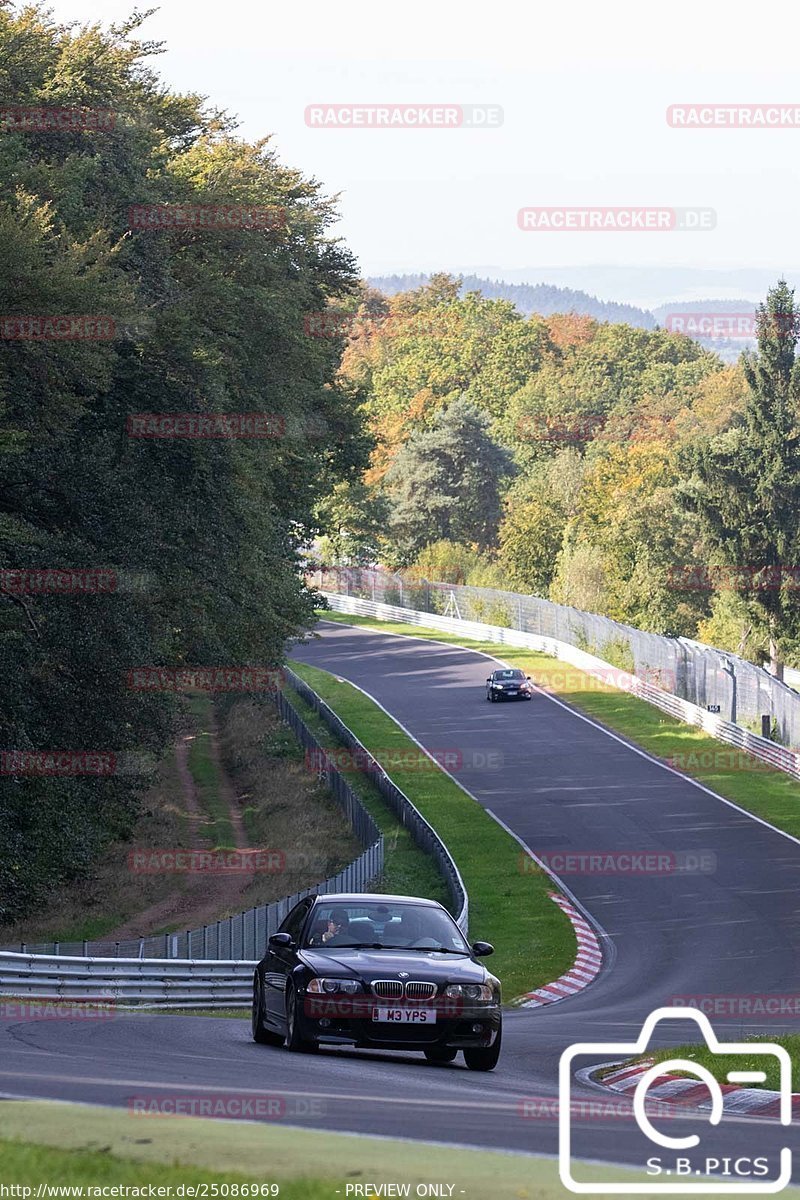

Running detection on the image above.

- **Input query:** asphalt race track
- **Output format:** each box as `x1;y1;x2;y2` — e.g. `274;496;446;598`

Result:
2;620;799;1176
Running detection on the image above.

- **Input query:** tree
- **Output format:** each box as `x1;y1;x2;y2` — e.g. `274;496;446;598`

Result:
497;451;584;594
315;481;387;566
680;281;800;678
382;399;512;564
0;4;364;921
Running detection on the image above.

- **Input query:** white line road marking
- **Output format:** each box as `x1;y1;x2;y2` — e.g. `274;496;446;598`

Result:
0;1067;537;1112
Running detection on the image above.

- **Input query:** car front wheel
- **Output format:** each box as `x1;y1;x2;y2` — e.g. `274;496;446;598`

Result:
285;984;319;1053
252;976;284;1046
463;1022;502;1072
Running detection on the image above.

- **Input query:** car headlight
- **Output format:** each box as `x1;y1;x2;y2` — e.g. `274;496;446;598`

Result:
491;683;503;689
307;978;363;994
444;983;493;1000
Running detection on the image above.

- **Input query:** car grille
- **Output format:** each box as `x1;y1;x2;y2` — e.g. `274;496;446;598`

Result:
371;980;437;1000
372;980;404;999
405;981;437;1000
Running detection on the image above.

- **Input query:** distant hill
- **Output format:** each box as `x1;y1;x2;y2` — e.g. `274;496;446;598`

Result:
652;297;757;363
367;274;656;329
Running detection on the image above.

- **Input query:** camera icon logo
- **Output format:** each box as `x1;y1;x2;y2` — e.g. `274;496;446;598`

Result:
559;1007;792;1194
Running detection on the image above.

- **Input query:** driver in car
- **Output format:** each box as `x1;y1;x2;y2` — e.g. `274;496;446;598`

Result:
321;915;351;945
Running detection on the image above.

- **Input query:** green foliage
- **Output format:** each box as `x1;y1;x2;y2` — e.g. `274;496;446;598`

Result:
0;5;362;921
315;480;386;566
680;280;800;675
383;398;513;564
408;539;484;584
497;450;584;595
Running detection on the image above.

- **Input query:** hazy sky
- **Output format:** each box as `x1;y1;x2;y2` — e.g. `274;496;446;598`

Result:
40;0;800;291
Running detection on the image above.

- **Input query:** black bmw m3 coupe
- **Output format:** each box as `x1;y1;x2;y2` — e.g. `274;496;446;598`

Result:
252;893;502;1070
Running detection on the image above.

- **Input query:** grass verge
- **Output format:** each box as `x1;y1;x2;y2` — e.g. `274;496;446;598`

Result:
290;660;576;1000
284;679;450;907
3;1100;788;1199
624;1034;800;1092
318;611;800;842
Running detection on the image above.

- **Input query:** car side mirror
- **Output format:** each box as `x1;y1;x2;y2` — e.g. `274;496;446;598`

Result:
268;932;295;950
472;940;494;957
526;676;531;681
486;677;492;683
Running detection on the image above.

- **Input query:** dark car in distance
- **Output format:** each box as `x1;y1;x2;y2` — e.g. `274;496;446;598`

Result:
252;893;502;1070
486;667;533;702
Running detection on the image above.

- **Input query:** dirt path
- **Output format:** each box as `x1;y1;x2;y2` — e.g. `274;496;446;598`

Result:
103;713;258;943
207;706;248;850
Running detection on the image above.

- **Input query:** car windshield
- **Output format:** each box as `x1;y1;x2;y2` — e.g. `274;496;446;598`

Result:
302;901;470;952
495;669;524;680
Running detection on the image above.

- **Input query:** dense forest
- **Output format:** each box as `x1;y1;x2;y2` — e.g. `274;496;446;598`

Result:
320;274;800;677
0;4;366;920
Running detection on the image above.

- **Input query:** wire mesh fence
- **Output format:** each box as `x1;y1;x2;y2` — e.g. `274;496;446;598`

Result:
314;566;800;750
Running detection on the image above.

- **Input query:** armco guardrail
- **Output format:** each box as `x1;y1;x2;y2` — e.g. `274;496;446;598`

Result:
0;953;254;1008
285;667;468;933
4;685;384;964
322;593;800;783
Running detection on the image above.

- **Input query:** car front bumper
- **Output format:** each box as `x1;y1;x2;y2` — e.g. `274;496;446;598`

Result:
301;995;501;1049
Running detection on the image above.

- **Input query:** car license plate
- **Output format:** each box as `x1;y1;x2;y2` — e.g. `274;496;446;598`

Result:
371;1007;436;1024
507;690;518;696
